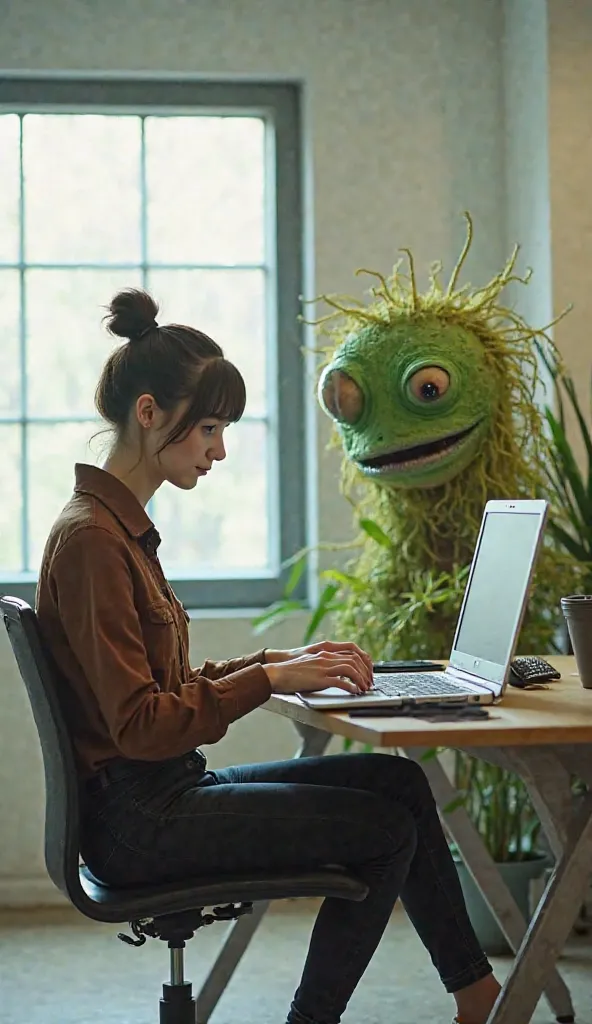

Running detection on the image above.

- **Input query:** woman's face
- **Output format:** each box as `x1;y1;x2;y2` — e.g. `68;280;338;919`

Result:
157;418;229;490
135;395;229;490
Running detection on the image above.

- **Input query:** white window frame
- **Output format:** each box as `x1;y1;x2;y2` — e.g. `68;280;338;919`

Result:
0;74;306;609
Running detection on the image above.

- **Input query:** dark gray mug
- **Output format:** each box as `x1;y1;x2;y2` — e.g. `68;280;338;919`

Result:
561;595;592;689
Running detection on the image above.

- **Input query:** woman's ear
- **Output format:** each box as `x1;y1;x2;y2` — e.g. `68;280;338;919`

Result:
135;393;158;430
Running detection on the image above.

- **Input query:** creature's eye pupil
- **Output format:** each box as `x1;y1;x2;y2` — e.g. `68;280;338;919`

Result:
408;366;451;403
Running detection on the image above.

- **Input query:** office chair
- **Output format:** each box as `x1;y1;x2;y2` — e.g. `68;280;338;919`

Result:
1;596;368;1023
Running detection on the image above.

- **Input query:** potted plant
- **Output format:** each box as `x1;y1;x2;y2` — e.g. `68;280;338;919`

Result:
539;353;592;594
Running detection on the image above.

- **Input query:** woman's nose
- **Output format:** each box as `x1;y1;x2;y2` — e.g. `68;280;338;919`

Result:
212;438;226;462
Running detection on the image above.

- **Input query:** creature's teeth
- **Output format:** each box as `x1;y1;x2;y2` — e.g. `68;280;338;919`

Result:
364;450;450;473
358;431;474;474
358;419;481;472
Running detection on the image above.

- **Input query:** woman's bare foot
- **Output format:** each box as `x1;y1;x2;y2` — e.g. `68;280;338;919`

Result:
453;973;502;1024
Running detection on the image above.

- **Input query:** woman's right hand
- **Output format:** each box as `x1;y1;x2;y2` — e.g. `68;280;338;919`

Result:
263;650;373;695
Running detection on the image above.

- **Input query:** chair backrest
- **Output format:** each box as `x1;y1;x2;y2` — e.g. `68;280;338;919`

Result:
1;596;82;902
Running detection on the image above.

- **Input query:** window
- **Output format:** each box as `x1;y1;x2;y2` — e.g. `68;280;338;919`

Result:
0;76;304;609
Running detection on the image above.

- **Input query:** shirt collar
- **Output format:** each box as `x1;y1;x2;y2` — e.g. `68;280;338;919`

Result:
73;464;161;553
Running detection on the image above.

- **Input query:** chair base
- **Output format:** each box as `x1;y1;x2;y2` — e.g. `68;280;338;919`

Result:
160;981;197;1024
120;907;256;1024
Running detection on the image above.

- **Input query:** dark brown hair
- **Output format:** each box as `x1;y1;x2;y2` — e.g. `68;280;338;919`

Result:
96;288;246;449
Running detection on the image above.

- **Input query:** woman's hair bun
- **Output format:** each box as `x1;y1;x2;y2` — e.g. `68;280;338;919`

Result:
104;288;160;341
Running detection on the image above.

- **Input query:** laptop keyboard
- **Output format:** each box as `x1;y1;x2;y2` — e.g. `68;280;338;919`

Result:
372;672;469;698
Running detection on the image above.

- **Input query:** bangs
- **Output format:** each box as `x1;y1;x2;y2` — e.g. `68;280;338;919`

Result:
165;357;247;446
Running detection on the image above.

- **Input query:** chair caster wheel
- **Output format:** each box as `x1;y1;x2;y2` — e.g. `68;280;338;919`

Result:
556;1016;575;1023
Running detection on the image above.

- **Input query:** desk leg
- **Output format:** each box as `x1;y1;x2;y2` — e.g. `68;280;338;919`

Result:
194;723;332;1022
488;792;592;1024
481;749;592;1024
405;747;575;1024
292;720;333;759
195;900;270;1024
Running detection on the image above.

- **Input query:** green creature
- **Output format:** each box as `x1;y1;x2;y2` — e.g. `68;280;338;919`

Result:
313;214;578;660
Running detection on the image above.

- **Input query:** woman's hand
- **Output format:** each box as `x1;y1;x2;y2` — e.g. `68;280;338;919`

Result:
263;641;374;695
266;640;373;675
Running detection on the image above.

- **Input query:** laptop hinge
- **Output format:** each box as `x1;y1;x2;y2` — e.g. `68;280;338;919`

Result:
445;665;498;695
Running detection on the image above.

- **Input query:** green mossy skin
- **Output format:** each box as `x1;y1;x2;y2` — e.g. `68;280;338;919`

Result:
321;319;497;489
314;218;581;659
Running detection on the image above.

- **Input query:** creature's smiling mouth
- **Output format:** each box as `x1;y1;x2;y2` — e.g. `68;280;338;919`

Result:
357;421;481;474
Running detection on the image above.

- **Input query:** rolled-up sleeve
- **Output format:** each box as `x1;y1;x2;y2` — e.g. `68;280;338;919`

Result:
194;649;268;681
49;527;272;761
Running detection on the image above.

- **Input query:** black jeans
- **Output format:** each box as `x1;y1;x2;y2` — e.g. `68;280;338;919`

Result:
81;751;491;1024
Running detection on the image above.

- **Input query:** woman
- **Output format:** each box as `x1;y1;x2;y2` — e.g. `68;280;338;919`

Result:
37;288;501;1024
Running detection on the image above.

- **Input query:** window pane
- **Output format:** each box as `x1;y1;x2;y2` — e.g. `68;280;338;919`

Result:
145;116;265;265
0;426;22;573
0;269;21;416
147;269;267;417
27;422;100;570
23;114;142;263
25;268;143;417
0;114;20;263
154;420;269;574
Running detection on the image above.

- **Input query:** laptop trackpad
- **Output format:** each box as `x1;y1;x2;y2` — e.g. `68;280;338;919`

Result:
299;687;366;701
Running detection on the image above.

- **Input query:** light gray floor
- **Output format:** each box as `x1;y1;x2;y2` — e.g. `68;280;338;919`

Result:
1;900;591;1024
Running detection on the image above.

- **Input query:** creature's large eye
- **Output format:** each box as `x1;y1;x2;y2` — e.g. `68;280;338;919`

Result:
407;366;450;402
319;368;364;424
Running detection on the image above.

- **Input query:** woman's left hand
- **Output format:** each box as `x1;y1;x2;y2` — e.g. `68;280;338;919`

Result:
265;640;374;682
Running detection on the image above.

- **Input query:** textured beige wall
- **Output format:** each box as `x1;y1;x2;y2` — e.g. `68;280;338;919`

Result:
548;0;592;462
502;0;554;352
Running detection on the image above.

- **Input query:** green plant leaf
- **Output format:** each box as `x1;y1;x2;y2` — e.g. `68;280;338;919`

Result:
359;518;392;548
420;747;440;762
545;456;583;535
443;795;467;815
539;347;568;431
320;568;367;593
284;555;306;597
547;520;590;562
252;599;305;634
559;374;592;495
303;582;339;644
545;409;592;522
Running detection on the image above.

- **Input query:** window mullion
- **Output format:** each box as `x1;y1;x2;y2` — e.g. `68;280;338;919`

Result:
140;115;148;286
140;116;155;522
18;114;29;574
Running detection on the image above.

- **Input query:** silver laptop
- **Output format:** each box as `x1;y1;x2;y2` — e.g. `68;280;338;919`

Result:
300;499;548;710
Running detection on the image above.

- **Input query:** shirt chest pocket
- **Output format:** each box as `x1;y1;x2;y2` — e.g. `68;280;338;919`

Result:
142;600;178;676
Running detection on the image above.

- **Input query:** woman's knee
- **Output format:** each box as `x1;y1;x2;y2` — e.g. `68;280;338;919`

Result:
368;754;438;817
353;752;435;803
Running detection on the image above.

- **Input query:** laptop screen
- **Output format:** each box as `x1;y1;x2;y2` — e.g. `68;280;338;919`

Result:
449;504;547;689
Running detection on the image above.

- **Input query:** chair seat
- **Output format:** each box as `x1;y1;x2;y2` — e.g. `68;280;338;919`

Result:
76;865;369;923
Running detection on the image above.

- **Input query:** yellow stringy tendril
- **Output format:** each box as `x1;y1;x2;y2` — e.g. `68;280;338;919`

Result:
301;213;577;658
306;212;570;569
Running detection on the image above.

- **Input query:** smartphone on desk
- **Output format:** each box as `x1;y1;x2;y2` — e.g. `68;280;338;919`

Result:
372;660;445;673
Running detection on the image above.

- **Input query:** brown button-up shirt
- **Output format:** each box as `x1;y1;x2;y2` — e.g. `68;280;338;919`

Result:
36;464;272;777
